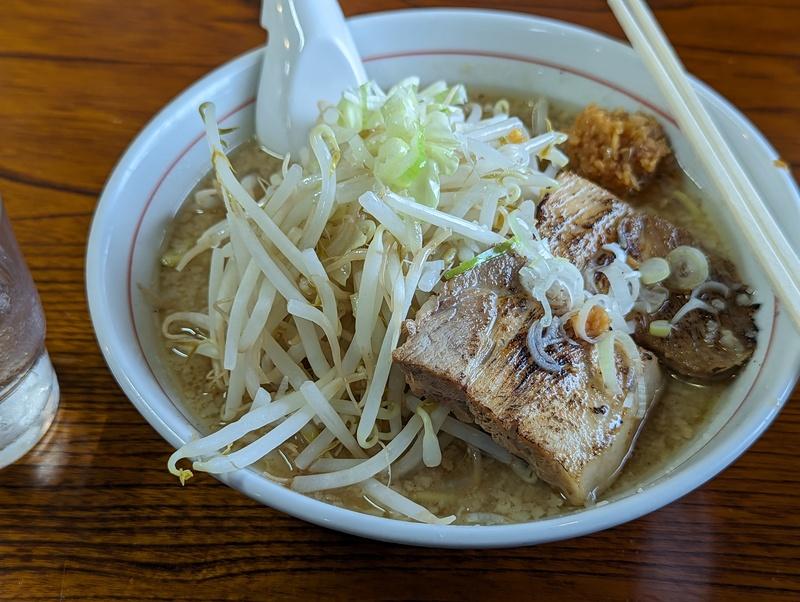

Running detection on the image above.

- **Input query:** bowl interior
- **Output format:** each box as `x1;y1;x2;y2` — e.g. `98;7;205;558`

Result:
88;9;800;547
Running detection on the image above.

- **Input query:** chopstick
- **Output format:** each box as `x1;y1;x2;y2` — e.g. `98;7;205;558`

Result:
608;0;800;331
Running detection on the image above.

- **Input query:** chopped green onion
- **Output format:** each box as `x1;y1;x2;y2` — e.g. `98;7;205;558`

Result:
649;319;672;338
443;237;519;280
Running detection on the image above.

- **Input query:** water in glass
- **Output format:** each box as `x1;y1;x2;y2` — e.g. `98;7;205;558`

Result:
0;197;59;468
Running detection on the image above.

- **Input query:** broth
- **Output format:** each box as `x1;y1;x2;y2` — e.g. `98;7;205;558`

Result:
156;93;731;523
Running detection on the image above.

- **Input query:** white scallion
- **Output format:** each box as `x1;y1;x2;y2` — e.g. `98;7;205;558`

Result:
639;257;670;285
666;246;709;290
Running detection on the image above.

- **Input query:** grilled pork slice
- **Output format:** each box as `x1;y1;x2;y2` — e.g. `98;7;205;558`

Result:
537;172;757;380
393;252;665;504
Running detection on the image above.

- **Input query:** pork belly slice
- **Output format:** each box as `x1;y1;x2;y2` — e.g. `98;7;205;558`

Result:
537;172;757;380
393;252;665;504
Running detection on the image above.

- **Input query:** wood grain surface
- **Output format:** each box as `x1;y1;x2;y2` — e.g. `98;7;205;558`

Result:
1;1;798;600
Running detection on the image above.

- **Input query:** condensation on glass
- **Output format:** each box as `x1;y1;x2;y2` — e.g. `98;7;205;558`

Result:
0;197;59;468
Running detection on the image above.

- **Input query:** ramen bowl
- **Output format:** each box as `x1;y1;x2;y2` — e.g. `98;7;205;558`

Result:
86;8;800;548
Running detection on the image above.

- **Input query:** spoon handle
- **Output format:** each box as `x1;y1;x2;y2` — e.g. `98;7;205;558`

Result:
257;0;367;155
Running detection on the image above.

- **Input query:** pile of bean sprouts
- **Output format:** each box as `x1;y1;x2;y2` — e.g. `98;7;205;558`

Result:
164;79;659;523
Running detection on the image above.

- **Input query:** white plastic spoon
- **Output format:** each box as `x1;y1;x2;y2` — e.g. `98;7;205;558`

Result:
256;0;367;157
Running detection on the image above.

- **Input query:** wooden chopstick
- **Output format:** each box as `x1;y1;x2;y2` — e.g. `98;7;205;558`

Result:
615;0;799;270
608;0;800;330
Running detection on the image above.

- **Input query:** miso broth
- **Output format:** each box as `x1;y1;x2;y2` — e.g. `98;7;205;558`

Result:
156;92;733;524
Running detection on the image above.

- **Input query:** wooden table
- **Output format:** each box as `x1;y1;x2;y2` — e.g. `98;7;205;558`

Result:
1;1;798;599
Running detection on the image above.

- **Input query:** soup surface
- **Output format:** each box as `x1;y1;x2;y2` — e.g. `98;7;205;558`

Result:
156;92;731;524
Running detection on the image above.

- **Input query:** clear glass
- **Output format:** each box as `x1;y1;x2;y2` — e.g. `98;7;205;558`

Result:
0;197;59;468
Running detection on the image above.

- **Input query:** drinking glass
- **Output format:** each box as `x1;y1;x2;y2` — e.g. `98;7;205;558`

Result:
0;196;59;468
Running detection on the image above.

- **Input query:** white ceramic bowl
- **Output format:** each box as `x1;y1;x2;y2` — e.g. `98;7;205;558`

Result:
86;9;800;547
